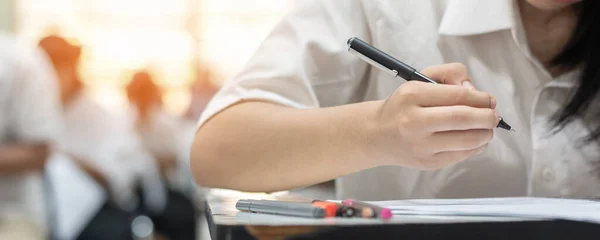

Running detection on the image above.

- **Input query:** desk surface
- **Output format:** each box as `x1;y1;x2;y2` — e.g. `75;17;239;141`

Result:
205;192;600;240
208;195;534;226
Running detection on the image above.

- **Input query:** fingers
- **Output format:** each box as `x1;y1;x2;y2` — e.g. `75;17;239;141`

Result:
424;144;488;169
419;106;499;132
420;62;477;88
428;129;493;153
399;81;494;109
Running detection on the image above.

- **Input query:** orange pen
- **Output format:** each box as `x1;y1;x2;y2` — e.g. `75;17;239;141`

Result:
311;201;338;218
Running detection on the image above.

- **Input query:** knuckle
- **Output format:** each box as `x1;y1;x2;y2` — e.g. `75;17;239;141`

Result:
452;88;469;103
397;82;420;98
448;63;470;82
449;108;469;123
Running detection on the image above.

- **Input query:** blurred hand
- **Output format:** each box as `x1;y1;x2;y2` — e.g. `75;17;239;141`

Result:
369;63;498;169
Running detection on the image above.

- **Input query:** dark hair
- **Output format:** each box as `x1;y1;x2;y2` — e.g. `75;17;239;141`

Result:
39;35;81;67
127;71;163;120
551;0;600;142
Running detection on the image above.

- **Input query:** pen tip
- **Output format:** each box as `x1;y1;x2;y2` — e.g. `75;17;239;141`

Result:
511;129;516;132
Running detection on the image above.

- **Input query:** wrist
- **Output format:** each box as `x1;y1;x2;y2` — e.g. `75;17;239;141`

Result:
343;100;391;169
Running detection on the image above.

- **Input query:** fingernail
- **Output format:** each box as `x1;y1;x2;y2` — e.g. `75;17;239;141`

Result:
490;96;497;109
462;81;475;90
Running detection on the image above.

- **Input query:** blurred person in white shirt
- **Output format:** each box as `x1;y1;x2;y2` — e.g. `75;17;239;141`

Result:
184;68;219;121
126;71;197;240
39;35;167;240
0;33;63;240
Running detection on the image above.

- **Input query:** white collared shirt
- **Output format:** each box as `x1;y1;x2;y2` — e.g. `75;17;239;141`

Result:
0;33;63;233
198;0;600;200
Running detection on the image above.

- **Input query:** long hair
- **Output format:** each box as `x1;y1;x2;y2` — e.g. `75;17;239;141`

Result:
551;0;600;142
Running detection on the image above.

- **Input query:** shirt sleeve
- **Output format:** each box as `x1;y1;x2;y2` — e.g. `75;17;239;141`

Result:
9;46;63;143
197;0;371;127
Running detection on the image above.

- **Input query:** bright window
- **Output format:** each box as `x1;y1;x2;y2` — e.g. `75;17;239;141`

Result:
16;0;294;115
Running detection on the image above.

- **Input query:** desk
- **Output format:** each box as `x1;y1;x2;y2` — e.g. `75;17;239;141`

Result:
205;193;600;240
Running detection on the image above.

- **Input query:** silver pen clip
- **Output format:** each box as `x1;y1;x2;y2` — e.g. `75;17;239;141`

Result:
348;47;398;78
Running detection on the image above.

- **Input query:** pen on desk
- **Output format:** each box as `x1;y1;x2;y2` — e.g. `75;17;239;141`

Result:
236;199;327;218
313;200;359;218
254;199;337;217
347;37;515;132
338;205;359;218
342;199;393;220
310;201;338;218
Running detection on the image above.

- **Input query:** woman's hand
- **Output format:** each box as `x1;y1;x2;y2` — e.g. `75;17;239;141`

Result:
369;63;498;169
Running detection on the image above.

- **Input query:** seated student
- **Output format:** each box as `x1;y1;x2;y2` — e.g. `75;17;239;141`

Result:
191;0;600;200
126;71;197;240
0;33;63;240
39;35;166;240
184;68;219;121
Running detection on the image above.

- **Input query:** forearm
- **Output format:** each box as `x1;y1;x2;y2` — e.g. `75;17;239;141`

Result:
191;101;382;192
0;143;50;174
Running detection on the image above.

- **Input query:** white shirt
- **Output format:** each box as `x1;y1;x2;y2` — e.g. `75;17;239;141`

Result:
0;34;63;232
198;0;600;200
61;94;166;212
129;106;196;192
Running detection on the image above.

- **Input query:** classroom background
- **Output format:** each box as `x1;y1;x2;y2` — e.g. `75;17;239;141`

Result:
0;0;310;240
4;0;295;115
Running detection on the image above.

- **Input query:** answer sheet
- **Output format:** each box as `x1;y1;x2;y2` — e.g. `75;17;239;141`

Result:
369;197;600;224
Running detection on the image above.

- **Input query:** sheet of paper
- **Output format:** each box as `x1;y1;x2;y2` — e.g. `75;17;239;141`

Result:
46;154;106;240
368;197;600;224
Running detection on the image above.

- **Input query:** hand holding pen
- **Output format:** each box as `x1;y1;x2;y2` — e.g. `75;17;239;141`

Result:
347;37;510;169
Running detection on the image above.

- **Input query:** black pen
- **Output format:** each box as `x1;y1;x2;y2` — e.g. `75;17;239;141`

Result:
347;37;515;132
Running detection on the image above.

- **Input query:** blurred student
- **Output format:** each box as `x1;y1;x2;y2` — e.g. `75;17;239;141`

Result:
184;68;219;121
127;71;197;240
0;33;63;239
39;35;166;240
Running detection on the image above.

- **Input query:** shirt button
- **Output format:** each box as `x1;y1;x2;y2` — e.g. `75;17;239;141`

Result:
541;168;554;182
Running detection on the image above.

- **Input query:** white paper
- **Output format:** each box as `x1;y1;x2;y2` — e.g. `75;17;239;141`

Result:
46;154;106;240
368;197;600;224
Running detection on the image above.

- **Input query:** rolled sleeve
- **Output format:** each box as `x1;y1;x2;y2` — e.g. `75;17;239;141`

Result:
198;0;371;127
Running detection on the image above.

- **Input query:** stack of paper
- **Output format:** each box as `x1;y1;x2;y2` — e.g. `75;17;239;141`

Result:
368;197;600;224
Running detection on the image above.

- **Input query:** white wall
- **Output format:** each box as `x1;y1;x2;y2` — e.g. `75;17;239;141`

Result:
0;0;14;32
